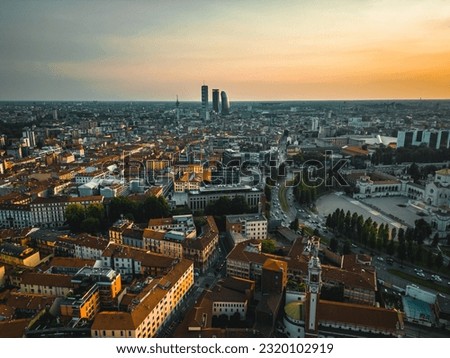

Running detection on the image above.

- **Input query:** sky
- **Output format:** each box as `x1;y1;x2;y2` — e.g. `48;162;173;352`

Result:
1;0;450;101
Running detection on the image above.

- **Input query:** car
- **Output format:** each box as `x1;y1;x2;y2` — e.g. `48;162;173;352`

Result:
414;268;423;273
376;256;384;262
432;275;442;282
416;272;425;278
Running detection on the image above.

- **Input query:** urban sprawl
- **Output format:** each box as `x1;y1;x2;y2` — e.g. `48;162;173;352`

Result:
0;91;449;338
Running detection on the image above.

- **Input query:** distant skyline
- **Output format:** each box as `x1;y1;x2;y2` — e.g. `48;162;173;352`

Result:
1;0;450;101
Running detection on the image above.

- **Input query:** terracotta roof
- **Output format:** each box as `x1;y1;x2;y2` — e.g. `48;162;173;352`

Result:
20;272;73;288
91;312;135;331
49;257;96;269
0;319;31;337
208;285;248;303
74;234;110;250
102;243;175;269
321;265;376;291
318;299;403;332
0;304;14;320
148;218;174;227
263;258;287;272
6;292;56;311
143;228;166;241
221;276;255;294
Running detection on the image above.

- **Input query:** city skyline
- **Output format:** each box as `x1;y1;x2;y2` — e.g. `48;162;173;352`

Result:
1;0;450;101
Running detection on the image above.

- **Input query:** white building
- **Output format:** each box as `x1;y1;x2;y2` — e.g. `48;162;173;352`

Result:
226;213;268;241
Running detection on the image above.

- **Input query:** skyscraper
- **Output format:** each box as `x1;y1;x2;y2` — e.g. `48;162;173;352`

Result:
175;95;180;121
221;90;230;115
201;84;209;121
212;89;220;113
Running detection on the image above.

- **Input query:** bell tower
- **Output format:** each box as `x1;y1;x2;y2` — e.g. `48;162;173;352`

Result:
306;238;322;336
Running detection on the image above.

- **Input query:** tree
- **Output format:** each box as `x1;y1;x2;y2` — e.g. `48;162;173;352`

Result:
108;197;139;222
397;241;406;264
431;233;440;247
65;203;86;232
426;250;434;268
408;162;420;182
86;203;106;229
342;240;352;255
387;239;395;256
230;196;251;214
390;227;397;242
290;218;299;231
80;217;101;235
414;219;432;245
329;238;339;253
262;239;277;254
141;195;171;221
264;184;272;202
435;252;444;271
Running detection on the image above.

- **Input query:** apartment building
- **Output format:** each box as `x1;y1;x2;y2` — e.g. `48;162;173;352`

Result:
101;242;176;277
30;195;103;227
226;213;268;241
20;272;73;296
91;259;194;338
0;243;40;267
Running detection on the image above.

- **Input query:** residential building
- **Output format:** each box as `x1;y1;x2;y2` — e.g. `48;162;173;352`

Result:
397;129;450;149
0;243;40;267
91;259;194;338
20;272;73;296
30;195;103;228
188;185;262;211
101;242;176;278
226;213;268;241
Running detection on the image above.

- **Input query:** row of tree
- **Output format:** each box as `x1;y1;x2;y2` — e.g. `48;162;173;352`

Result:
325;208;444;270
371;145;450;165
65;203;106;234
65;195;171;234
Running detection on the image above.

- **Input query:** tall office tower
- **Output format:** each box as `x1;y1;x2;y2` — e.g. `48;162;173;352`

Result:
221;90;230;115
212;89;220;113
175;95;180;121
53;109;58;120
22;127;36;147
201;84;209;121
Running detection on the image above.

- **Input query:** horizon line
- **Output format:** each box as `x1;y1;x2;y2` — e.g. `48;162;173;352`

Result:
1;98;450;103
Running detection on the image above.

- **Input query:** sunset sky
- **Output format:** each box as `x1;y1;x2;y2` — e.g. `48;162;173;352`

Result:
1;0;449;101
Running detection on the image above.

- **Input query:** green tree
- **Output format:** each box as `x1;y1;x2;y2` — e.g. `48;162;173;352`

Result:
262;239;277;254
397;241;406;264
435;252;444;271
414;219;432;245
65;203;86;232
141;195;171;221
329;238;339;252
230;196;251;214
80;217;101;235
390;227;397;242
426;250;434;268
86;203;106;228
387;239;395;256
431;233;440;247
343;240;352;255
108;197;139;222
264;184;272;202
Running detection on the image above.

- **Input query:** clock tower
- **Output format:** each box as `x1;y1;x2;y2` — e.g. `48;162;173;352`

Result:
306;239;322;336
